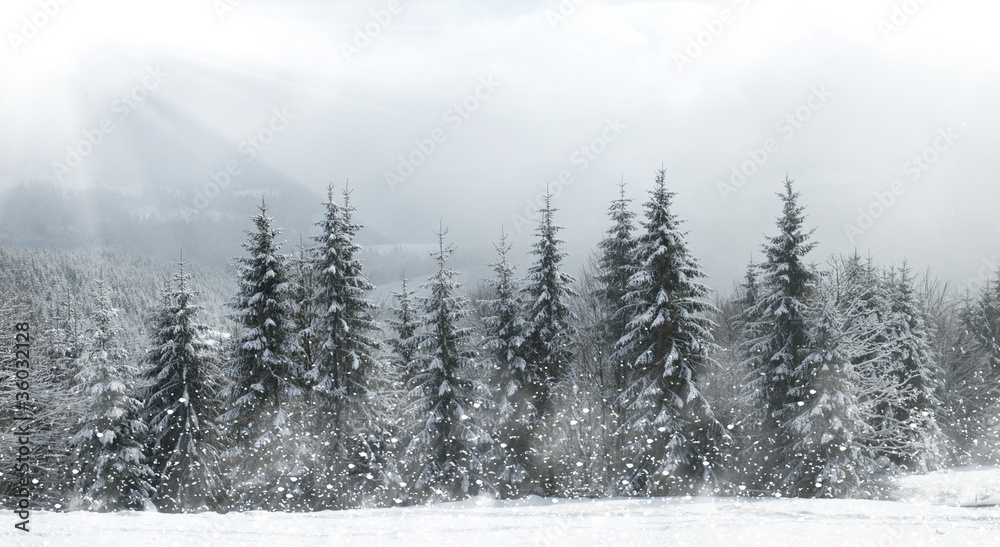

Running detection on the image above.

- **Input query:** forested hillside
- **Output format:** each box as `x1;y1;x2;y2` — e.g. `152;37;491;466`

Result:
0;245;235;349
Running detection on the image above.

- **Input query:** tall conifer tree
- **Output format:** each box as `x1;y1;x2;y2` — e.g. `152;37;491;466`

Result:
481;230;530;498
307;185;387;508
520;192;577;496
597;181;638;397
141;258;224;512
613;168;726;495
402;225;493;502
740;177;820;491
70;274;154;511
219;200;306;511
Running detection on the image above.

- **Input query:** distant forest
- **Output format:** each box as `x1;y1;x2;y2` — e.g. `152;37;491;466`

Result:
0;180;496;287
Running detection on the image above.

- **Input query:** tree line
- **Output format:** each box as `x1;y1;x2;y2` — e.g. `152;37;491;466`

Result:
2;171;999;513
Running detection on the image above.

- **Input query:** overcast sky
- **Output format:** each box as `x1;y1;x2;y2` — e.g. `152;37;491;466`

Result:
1;0;998;288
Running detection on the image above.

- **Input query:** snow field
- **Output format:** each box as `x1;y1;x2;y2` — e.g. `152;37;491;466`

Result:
5;492;999;547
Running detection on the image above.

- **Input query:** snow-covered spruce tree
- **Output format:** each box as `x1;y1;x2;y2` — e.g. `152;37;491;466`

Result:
307;185;393;509
559;262;625;495
388;276;422;373
384;275;422;504
140;259;224;512
951;272;1000;462
69;274;154;511
45;288;86;387
520;192;578;497
480;230;531;499
50;290;86;498
286;236;328;505
734;260;761;339
739;177;820;493
402;226;493;502
596;181;638;397
289;236;321;388
874;265;945;471
591;181;639;487
701;259;762;485
698;261;762;494
612;168;727;496
219;200;307;511
783;280;874;498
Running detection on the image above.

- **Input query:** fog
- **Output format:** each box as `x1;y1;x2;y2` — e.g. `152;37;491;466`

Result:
1;0;997;289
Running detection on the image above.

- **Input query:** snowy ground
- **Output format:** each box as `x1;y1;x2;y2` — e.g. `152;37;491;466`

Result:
894;466;1000;507
5;469;1000;546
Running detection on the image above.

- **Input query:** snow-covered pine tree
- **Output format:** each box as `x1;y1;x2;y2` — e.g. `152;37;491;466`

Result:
520;191;578;496
699;267;756;492
784;280;874;498
559;262;623;495
384;275;422;504
480;229;530;499
402;225;493;502
140;259;224;512
596;180;638;397
740;177;820;493
289;236;321;386
46;288;85;386
702;259;761;490
219;200;307;511
734;260;761;338
286;236;329;506
590;181;640;488
387;276;422;373
612;168;726;496
952;271;1000;461
875;264;946;471
69;273;154;511
307;184;391;509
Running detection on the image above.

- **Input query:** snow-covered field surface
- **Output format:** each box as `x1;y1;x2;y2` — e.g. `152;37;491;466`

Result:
6;469;1000;546
895;466;1000;507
